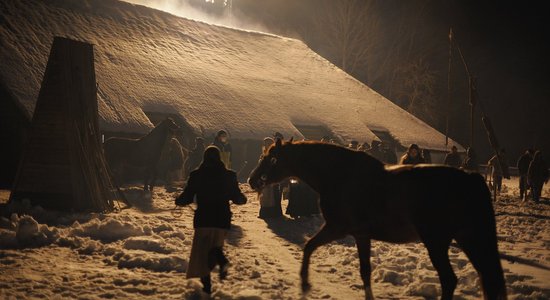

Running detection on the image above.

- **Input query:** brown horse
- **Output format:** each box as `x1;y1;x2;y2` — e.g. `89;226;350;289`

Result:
103;118;181;191
248;139;506;300
157;137;189;184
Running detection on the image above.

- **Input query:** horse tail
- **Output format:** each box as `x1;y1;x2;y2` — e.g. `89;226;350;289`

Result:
456;173;507;299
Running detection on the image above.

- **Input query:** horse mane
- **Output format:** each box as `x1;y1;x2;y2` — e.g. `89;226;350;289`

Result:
139;118;172;141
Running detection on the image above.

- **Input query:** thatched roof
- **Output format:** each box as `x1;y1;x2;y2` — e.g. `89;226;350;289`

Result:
0;0;461;151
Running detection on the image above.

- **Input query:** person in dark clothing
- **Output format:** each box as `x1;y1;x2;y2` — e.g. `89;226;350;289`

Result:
367;140;385;162
175;146;247;294
381;143;398;164
212;130;232;169
400;144;425;165
258;137;283;219
461;147;479;173
422;149;432;164
517;149;534;201
185;137;206;176
444;146;461;168
488;148;509;195
527;151;549;202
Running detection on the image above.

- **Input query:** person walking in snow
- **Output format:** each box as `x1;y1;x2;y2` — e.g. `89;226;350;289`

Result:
517;148;534;201
175;146;247;294
400;144;425;165
212;130;232;170
527;150;549;202
443;145;461;168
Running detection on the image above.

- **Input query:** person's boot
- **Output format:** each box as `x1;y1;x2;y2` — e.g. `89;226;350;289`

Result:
218;251;229;281
200;276;212;294
219;260;229;281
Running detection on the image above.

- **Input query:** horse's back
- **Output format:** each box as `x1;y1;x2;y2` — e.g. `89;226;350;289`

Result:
388;165;493;229
352;165;493;243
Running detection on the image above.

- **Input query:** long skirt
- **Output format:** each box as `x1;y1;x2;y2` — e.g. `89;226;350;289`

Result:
258;184;282;218
186;227;228;279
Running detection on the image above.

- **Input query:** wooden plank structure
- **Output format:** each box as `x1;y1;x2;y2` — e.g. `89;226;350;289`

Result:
9;37;123;212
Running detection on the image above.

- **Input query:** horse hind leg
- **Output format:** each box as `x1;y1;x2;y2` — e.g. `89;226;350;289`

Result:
455;233;506;300
354;236;374;300
423;237;457;300
300;224;345;294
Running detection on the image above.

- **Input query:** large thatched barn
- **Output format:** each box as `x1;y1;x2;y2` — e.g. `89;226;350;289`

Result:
0;0;461;184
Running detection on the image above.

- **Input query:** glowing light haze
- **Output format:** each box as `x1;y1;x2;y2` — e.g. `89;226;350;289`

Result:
124;0;268;32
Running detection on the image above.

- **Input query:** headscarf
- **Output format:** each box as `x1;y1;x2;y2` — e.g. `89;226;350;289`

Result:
200;146;226;169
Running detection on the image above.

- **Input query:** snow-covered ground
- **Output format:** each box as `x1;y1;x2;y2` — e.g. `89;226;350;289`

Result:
1;177;549;299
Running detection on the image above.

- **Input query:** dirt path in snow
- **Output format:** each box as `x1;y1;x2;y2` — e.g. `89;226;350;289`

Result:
209;188;365;299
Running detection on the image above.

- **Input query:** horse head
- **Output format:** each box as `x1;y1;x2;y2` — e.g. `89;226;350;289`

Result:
160;117;182;137
248;137;293;191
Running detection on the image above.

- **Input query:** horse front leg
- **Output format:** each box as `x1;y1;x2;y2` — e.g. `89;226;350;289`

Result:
149;168;158;192
355;235;374;300
144;168;154;191
300;224;345;293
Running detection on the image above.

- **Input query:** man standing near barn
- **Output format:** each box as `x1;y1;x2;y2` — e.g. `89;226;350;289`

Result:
527;150;549;203
517;148;534;201
488;148;509;196
444;145;461;168
212;130;232;170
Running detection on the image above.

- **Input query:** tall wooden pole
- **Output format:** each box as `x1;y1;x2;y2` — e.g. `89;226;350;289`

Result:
469;77;476;148
446;27;453;147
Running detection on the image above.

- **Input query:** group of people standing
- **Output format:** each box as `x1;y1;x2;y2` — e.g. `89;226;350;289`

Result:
347;139;398;164
396;143;479;173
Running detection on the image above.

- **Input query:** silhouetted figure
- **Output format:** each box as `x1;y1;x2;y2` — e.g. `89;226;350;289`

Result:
367;140;385;162
258;137;283;219
422;149;432;164
348;140;359;150
186;137;206;176
517;149;534;201
175;146;247;294
212;130;232;169
274;131;284;141
400;144;425;165
381;143;398;164
488;148;509;195
444;146;461;168
286;179;320;218
461;147;479;173
528;151;549;202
